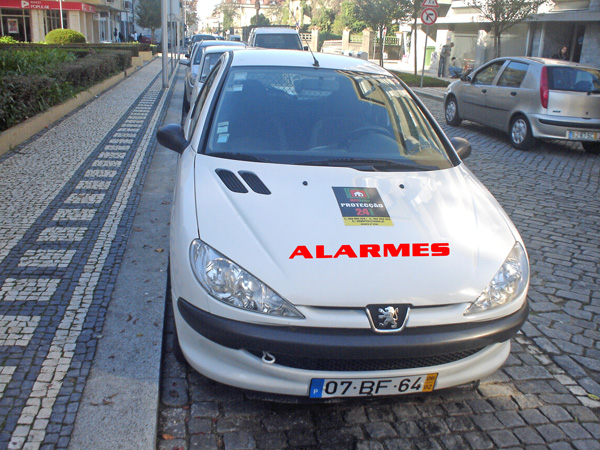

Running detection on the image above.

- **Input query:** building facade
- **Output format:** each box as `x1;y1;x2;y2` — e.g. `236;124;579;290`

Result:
406;0;600;72
0;0;132;43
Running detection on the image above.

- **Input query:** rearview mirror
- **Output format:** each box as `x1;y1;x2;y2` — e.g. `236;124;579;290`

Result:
450;137;472;159
157;124;188;154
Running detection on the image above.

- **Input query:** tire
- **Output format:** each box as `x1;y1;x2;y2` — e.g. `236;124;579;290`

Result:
582;141;600;155
166;260;187;365
509;115;536;150
181;94;190;122
445;96;462;126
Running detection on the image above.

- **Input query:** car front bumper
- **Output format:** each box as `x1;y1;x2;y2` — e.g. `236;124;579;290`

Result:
174;296;528;397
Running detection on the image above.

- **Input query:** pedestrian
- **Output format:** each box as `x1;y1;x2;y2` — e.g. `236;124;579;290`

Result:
552;45;569;60
133;31;138;42
448;57;462;78
438;42;454;77
118;31;124;43
114;28;118;42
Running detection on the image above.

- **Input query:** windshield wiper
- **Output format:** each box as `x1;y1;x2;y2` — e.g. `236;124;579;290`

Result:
206;152;271;163
296;158;433;171
587;90;600;95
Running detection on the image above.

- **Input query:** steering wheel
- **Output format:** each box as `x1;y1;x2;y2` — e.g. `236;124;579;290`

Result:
341;126;394;148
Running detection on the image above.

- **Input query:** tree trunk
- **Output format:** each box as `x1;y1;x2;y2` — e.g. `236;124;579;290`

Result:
412;17;418;75
494;25;501;58
379;28;384;66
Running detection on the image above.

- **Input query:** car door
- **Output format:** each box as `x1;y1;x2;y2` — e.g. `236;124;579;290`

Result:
484;61;530;130
459;61;506;124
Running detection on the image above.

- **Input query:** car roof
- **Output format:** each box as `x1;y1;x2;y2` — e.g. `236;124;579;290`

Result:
203;44;246;55
485;56;599;70
251;27;300;35
228;49;390;76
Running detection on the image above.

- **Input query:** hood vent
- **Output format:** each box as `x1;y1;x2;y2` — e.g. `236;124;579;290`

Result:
215;169;248;193
239;171;271;195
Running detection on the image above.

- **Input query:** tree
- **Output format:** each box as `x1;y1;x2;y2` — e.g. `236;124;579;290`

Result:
355;0;408;66
470;0;546;58
135;0;161;44
312;7;336;32
185;9;198;34
216;1;239;32
251;13;271;26
333;1;367;34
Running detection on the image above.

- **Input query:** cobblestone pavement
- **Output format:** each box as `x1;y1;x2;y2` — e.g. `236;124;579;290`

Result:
158;95;600;450
0;60;171;450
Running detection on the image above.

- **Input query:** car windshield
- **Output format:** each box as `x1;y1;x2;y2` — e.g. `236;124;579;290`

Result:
548;66;600;93
200;53;224;80
205;67;454;171
254;34;302;50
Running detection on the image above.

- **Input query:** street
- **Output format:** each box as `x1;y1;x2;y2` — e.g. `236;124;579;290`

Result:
0;60;598;450
158;95;600;450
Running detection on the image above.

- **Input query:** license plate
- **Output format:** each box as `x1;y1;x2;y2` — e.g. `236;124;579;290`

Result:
568;130;600;141
309;373;438;398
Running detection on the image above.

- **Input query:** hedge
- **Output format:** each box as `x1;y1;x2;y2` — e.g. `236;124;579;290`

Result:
0;75;76;130
0;48;133;132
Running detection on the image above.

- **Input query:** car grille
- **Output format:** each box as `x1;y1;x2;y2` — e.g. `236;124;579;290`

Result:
248;348;483;372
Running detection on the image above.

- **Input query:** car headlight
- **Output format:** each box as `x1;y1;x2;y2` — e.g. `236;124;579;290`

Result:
465;242;529;315
190;240;304;318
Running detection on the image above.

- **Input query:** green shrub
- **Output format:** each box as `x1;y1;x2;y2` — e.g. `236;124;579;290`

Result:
0;75;76;131
52;50;131;88
0;36;17;44
45;29;86;44
0;48;77;76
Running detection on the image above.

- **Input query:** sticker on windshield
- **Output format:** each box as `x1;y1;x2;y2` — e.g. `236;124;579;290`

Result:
217;122;229;134
332;187;392;226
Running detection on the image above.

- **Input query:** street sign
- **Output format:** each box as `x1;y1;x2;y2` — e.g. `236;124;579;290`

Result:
420;8;438;26
421;0;439;7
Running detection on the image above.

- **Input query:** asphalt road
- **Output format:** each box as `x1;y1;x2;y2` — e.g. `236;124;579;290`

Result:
158;94;600;450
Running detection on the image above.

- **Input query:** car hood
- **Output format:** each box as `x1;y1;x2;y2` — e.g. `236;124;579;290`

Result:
194;156;519;308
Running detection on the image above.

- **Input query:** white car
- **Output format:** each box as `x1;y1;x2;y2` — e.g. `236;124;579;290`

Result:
248;27;304;50
157;49;530;399
183;45;246;135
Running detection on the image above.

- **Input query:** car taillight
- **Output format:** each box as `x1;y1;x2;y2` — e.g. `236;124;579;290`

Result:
540;66;549;109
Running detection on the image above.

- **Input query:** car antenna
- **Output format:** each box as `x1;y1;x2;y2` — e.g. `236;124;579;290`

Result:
303;35;319;67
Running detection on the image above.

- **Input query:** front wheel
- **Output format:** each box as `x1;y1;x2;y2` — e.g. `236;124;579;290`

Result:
509;115;536;150
445;97;462;126
582;141;600;155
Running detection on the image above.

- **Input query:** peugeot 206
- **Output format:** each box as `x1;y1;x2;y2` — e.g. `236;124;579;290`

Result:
157;49;530;399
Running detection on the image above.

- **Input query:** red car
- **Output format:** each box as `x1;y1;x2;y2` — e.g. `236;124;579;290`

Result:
139;35;152;44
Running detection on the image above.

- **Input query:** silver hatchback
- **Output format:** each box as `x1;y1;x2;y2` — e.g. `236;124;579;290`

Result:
444;57;600;153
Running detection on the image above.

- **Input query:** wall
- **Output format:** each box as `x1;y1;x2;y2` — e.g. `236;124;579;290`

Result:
580;22;600;66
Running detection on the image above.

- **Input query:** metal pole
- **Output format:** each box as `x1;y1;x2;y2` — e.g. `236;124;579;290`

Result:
162;0;168;88
59;0;64;28
420;26;428;88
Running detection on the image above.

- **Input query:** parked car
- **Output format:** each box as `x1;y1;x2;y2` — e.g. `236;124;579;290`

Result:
157;49;529;399
444;57;600;153
180;40;246;116
188;33;216;52
182;44;246;133
228;34;242;42
138;35;152;44
247;27;304;50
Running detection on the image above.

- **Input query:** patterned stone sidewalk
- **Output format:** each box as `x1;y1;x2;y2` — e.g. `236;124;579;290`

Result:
0;59;172;450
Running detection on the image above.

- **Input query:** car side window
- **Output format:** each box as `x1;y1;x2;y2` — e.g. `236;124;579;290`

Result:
473;62;505;86
497;62;529;88
189;61;222;137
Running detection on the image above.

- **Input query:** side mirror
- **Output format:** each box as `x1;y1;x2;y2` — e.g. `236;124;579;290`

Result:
157;124;188;154
450;137;472;159
180;59;190;66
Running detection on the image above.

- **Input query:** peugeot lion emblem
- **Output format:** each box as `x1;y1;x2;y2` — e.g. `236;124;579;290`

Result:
366;304;410;333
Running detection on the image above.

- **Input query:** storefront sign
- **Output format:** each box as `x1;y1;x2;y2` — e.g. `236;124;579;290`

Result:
0;0;96;12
